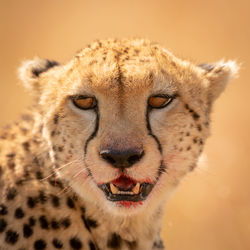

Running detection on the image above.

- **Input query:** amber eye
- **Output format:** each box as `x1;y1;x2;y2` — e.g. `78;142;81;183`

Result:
72;96;97;110
148;95;173;109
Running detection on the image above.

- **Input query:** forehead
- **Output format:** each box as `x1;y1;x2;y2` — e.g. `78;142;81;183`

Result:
65;39;182;96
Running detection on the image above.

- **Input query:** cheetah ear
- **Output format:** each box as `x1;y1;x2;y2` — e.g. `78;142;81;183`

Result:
18;57;59;92
198;60;239;103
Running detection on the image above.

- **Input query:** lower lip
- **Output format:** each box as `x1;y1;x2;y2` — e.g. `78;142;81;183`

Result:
98;183;154;202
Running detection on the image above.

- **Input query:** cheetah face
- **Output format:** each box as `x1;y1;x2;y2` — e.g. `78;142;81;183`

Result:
19;39;238;214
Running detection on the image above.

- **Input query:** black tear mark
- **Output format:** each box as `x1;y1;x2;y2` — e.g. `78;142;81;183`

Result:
84;106;99;155
32;60;59;77
146;108;162;153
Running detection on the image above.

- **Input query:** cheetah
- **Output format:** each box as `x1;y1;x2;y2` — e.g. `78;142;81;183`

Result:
0;38;238;250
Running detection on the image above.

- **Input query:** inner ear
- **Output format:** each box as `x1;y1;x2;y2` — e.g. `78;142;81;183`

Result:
32;59;59;77
197;60;239;104
198;63;215;72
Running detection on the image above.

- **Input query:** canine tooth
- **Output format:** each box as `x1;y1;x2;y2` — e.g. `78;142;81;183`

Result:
132;183;140;195
110;183;118;194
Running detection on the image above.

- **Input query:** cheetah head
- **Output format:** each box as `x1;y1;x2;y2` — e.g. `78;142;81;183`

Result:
19;39;238;215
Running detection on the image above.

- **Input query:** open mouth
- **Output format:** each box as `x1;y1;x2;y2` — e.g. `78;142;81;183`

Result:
98;175;154;202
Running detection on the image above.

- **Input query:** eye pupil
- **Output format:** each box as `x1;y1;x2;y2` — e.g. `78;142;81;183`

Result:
72;96;96;109
148;96;172;108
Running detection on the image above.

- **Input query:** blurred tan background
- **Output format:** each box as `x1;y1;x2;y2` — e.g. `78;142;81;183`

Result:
0;0;249;249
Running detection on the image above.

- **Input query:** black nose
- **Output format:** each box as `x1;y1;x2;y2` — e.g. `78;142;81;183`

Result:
100;149;144;169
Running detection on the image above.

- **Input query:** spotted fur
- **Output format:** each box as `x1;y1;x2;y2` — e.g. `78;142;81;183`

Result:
0;38;238;249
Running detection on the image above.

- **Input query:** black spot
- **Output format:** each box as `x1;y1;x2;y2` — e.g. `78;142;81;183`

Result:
27;196;37;208
67;197;75;209
197;124;202;131
187;146;191;151
61;217;71;228
51;219;60;229
15;207;25;219
70;237;83;249
22;141;30;151
193;138;197;144
38;191;47;204
81;215;98;232
16;178;25;186
5;230;19;244
51;130;56;137
0;204;8;215
192;112;200;120
28;217;36;227
6;187;17;200
153;239;164;249
54;114;59;124
107;233;122;248
6;153;15;158
86;218;98;228
39;215;49;229
0;218;7;232
7;161;15;169
23;224;33;238
89;241;96;250
58;146;63;152
51;195;60;207
36;171;43;180
34;239;47;250
186;132;190;136
52;238;63;248
189;163;196;171
199;139;204;145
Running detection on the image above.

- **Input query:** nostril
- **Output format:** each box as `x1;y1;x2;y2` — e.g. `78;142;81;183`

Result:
100;153;116;165
100;149;144;169
127;151;144;166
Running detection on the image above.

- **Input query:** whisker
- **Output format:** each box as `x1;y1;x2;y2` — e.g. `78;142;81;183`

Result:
72;169;86;179
57;185;70;196
41;158;82;181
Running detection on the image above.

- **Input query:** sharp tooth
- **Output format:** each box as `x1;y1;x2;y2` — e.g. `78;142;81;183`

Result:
110;183;118;194
132;183;140;195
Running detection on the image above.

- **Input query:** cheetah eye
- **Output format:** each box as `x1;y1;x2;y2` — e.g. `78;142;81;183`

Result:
148;95;174;109
72;96;97;110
